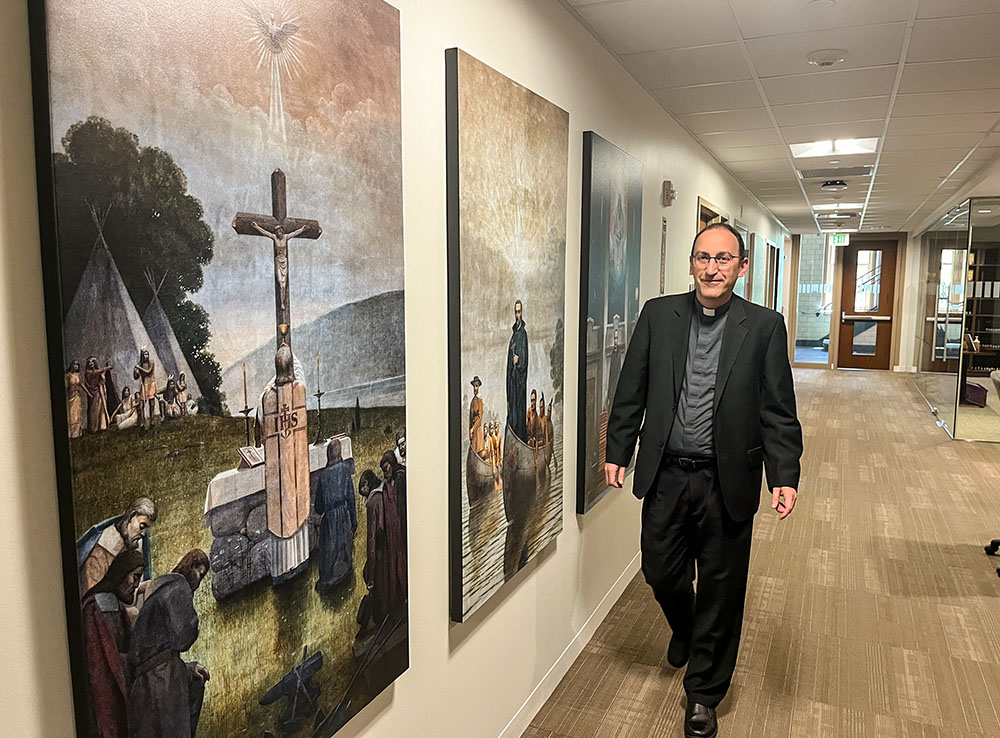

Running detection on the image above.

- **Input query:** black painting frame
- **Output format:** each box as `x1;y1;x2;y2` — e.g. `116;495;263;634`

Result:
444;47;464;622
576;131;643;515
26;0;93;732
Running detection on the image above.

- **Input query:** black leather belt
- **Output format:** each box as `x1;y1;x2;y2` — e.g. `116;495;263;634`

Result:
664;455;716;471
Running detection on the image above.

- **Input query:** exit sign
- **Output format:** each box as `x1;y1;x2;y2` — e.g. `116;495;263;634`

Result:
830;233;851;246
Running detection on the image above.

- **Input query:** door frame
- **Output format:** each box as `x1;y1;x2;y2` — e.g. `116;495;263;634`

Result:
786;232;908;370
833;232;908;370
697;196;729;232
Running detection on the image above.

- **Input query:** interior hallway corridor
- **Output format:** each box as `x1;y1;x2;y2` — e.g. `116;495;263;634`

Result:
525;369;1000;738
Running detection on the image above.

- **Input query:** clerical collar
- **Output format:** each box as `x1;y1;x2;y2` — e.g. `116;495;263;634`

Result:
695;296;732;319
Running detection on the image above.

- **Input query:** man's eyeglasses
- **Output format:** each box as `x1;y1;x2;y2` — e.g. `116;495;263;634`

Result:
691;252;740;267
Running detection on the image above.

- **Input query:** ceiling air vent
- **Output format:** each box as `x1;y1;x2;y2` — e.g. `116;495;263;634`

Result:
798;166;872;179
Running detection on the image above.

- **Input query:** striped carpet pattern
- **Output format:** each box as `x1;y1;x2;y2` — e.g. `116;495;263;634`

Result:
525;369;1000;738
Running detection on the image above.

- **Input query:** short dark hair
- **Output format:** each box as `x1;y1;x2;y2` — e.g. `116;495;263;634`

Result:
691;223;747;260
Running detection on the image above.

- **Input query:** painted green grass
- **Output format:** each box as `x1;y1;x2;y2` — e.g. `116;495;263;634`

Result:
69;406;406;737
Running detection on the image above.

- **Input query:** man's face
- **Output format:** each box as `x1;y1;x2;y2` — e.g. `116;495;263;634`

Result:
381;461;392;480
689;228;748;304
116;567;144;604
125;514;151;546
514;301;523;323
531;391;537;409
397;434;406;456
190;564;208;591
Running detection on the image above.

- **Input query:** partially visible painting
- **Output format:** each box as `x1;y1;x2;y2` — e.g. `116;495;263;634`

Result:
577;132;643;514
29;1;408;735
445;49;569;622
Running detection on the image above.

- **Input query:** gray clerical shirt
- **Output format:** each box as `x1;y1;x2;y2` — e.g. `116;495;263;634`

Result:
665;297;731;458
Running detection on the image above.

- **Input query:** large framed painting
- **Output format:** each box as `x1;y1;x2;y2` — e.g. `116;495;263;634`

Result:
577;132;642;514
445;48;569;622
28;1;408;735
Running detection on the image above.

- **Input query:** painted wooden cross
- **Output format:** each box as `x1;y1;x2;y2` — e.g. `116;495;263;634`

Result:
233;169;322;539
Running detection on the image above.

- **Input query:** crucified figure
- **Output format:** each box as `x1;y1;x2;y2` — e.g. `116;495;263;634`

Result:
252;221;306;313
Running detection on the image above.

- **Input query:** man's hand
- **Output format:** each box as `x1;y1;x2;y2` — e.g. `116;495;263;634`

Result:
605;463;625;489
193;664;211;682
771;487;797;520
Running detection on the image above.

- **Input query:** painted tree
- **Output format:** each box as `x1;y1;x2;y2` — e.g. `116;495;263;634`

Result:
53;117;223;412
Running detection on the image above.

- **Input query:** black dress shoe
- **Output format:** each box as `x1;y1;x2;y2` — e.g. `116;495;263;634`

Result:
666;633;690;668
684;701;717;738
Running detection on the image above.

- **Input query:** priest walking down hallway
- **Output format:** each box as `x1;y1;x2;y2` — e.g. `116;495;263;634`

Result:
605;223;803;738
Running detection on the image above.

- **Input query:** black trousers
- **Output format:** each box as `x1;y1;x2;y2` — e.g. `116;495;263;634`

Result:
640;461;754;707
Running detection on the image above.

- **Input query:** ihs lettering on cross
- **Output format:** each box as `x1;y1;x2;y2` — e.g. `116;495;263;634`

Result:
233;169;320;553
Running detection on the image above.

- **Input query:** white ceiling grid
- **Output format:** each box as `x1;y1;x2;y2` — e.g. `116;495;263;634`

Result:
559;0;1000;234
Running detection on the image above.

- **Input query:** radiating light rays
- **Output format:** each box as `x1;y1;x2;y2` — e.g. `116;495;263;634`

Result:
242;0;311;142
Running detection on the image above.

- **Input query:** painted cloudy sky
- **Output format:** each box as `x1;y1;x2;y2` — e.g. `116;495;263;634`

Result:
456;51;569;432
46;0;403;370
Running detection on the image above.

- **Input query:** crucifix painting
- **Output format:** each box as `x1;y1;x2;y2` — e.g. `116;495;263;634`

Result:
31;1;408;736
233;169;320;576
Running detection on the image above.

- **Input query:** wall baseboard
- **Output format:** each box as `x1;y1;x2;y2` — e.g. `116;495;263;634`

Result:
496;551;642;738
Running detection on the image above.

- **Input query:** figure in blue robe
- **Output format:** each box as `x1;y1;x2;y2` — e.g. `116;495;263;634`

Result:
315;438;357;593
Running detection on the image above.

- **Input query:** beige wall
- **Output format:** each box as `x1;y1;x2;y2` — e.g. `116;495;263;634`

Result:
0;0;787;736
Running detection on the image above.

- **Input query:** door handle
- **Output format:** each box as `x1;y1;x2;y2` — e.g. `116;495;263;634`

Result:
842;313;891;322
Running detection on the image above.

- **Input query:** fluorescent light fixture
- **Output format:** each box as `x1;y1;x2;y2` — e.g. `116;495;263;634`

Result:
978;209;993;213
790;138;879;159
821;228;858;233
817;213;853;219
814;202;863;211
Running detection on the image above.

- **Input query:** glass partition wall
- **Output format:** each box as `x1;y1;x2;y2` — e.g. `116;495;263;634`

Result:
914;204;968;436
793;233;836;364
916;197;1000;441
956;197;1000;441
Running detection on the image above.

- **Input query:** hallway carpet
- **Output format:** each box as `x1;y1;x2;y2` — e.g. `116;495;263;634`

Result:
525;369;1000;738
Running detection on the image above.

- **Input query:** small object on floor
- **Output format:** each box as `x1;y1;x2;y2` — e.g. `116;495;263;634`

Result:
986;539;1000;556
666;633;690;668
259;646;324;734
685;701;718;738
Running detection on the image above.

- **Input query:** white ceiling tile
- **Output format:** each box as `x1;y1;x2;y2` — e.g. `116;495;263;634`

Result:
652;81;765;114
772;97;890;127
699;128;784;148
908;15;1000;62
781;119;884;144
762;66;897;105
679;107;774;133
888;113;999;135
917;1;1000;19
892;90;1000;116
746;23;905;78
883;133;988;150
715;145;789;162
576;0;738;55
899;59;1000;94
730;0;913;39
623;43;750;89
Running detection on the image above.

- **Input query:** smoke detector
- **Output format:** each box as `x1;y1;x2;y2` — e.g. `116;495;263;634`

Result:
821;180;849;192
807;49;847;68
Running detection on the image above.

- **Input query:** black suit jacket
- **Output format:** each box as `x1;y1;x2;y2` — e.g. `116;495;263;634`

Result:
606;292;802;522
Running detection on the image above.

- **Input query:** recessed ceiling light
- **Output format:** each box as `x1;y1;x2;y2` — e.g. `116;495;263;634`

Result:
829;159;841;164
814;202;863;211
790;138;879;158
821;180;849;192
807;49;848;68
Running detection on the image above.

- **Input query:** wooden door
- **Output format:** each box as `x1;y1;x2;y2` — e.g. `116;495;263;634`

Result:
837;241;898;370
